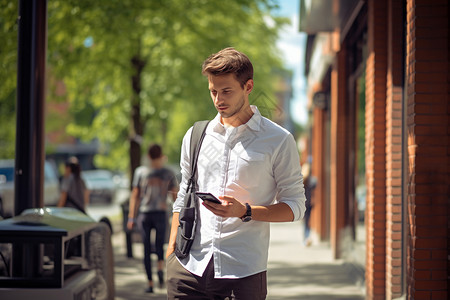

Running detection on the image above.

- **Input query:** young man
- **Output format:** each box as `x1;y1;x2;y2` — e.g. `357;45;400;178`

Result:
128;144;178;293
166;48;306;299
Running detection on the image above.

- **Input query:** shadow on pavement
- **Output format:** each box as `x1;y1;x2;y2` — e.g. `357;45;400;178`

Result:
267;260;364;300
113;232;168;300
112;222;365;300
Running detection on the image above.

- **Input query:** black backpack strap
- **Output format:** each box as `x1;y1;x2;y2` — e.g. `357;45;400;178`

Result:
187;120;210;193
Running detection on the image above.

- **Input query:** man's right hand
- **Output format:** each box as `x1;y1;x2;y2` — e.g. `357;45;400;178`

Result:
166;246;175;258
166;212;180;259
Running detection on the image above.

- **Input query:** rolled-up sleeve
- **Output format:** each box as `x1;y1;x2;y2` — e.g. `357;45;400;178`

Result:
172;127;193;213
272;134;306;221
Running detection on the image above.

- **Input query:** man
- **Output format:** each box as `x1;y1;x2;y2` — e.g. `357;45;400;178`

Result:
166;47;306;299
128;144;178;293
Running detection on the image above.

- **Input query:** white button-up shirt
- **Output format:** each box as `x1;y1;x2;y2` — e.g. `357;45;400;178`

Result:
173;106;306;279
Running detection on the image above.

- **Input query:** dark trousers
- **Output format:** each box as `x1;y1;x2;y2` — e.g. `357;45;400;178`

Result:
137;211;167;281
167;253;267;300
304;206;312;240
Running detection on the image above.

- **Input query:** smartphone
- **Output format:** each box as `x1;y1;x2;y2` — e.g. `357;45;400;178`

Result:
195;192;222;204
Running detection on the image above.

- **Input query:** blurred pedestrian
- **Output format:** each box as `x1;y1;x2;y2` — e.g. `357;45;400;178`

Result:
58;156;89;213
301;163;317;246
166;47;306;299
127;144;178;293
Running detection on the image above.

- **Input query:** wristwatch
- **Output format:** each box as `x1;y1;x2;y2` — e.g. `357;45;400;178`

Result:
240;203;252;222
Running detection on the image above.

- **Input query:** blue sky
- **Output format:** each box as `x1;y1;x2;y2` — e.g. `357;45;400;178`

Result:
273;0;308;125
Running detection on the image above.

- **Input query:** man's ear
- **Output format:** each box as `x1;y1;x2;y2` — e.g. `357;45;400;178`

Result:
245;79;254;94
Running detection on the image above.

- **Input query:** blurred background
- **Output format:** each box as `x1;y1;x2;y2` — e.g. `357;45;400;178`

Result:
2;0;449;299
0;0;308;214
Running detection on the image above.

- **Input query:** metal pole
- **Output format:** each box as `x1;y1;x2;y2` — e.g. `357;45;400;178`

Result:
15;0;47;216
13;0;47;278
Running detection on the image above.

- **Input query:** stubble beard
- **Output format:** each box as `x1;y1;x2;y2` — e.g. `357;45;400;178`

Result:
218;95;247;122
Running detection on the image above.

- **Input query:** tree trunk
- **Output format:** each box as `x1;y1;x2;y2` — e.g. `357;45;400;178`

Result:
129;54;146;188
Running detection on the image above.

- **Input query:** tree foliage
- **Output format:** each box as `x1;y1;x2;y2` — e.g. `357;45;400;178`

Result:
0;1;18;158
1;0;288;180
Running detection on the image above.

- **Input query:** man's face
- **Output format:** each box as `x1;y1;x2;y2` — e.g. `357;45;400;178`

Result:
208;74;253;124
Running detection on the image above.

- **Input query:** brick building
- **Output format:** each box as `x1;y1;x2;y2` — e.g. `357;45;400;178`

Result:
299;0;449;299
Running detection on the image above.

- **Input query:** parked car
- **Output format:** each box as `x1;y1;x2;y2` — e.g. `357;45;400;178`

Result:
0;159;60;218
82;169;116;204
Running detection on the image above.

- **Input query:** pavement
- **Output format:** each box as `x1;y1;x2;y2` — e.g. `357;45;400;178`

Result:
112;219;365;300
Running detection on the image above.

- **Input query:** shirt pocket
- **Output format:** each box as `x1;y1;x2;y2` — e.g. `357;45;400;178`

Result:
233;151;266;188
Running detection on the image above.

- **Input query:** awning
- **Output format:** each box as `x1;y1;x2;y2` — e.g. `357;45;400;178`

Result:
299;0;363;34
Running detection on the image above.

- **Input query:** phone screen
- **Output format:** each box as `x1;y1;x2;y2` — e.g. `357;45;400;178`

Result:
195;192;221;204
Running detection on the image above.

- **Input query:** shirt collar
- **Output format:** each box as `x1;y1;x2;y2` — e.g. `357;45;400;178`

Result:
211;105;262;134
246;105;262;131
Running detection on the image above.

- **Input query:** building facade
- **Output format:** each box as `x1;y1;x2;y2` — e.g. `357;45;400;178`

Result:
299;0;449;299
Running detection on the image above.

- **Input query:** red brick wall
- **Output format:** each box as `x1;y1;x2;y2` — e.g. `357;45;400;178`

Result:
306;1;449;298
385;0;404;298
366;0;388;298
405;0;449;299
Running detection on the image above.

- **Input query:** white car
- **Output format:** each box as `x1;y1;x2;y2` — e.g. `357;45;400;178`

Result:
0;159;60;218
82;169;117;204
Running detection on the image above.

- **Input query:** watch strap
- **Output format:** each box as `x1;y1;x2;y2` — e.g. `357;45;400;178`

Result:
241;203;252;222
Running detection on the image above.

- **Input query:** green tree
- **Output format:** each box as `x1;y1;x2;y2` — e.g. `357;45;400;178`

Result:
47;0;287;180
1;0;288;182
0;1;18;158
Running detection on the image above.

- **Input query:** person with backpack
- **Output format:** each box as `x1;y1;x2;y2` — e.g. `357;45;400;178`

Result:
166;47;306;299
127;144;178;293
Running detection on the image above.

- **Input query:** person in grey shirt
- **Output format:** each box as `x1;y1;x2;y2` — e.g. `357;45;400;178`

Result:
128;144;178;293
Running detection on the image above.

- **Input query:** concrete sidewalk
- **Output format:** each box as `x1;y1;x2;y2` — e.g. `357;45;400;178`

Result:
266;222;365;299
113;221;365;299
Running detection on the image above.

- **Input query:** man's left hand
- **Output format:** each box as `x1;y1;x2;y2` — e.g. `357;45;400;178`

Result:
202;195;246;218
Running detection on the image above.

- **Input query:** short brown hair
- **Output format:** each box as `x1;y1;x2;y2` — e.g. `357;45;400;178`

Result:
201;47;253;88
148;144;163;160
